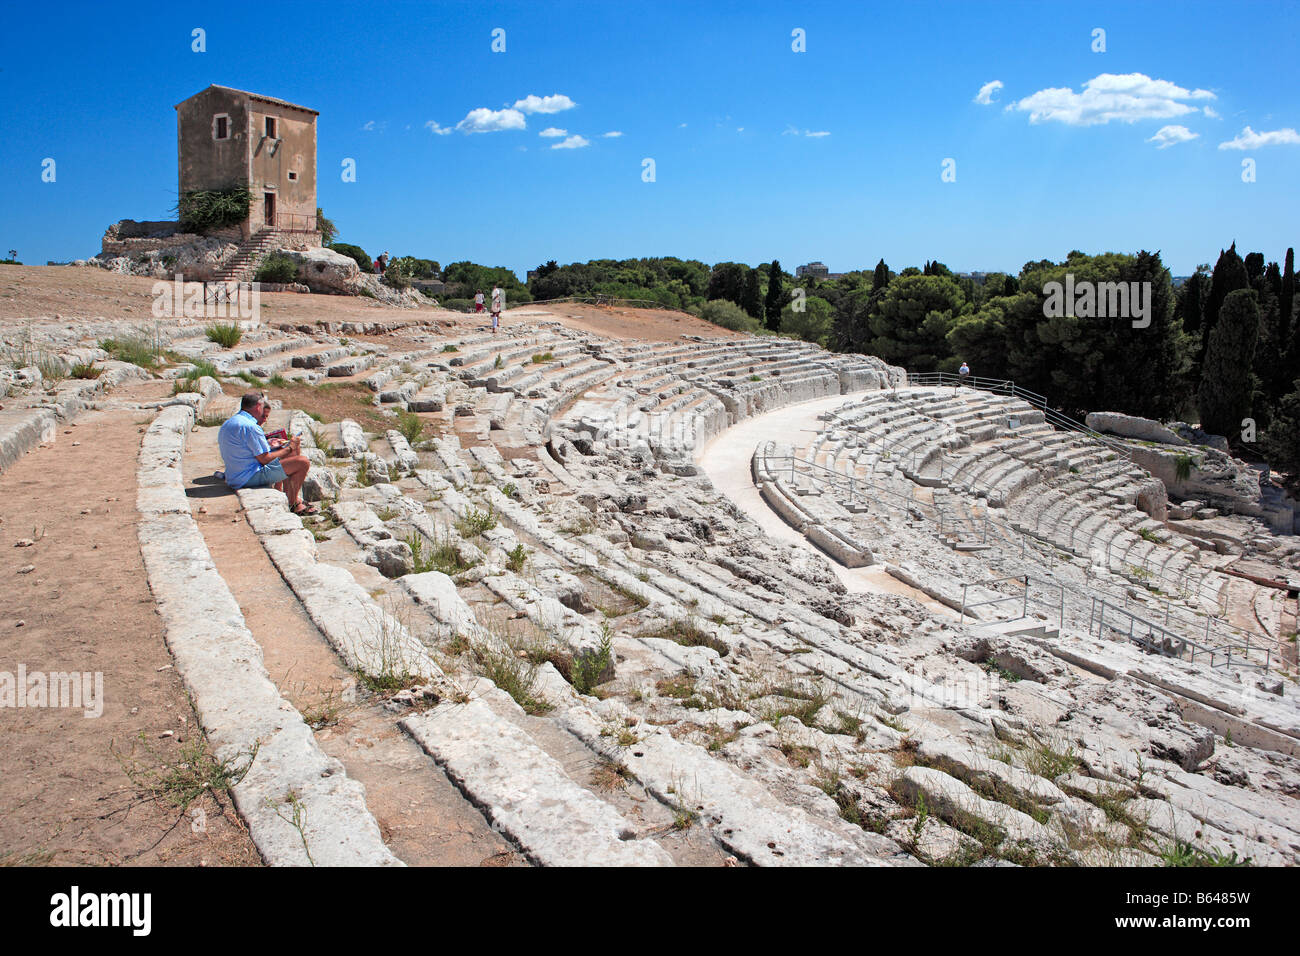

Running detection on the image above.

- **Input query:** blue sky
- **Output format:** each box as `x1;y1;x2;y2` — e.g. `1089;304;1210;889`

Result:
2;0;1299;278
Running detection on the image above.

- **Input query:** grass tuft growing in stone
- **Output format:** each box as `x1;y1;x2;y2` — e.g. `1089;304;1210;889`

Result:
205;322;243;348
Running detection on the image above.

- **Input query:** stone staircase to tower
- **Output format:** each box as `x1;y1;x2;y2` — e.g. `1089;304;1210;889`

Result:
213;228;282;285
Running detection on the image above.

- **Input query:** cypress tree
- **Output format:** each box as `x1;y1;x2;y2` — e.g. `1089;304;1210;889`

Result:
1244;251;1266;289
1200;243;1249;367
764;259;784;331
872;258;890;291
1198;289;1260;438
1281;247;1295;347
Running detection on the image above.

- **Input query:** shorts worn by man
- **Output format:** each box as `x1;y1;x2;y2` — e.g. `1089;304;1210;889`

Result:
217;392;316;514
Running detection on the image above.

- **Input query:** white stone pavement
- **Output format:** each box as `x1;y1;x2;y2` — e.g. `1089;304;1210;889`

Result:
695;391;955;615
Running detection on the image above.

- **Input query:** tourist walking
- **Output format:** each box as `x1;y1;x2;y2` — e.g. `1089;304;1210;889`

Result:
474;289;485;314
958;361;970;386
491;285;503;333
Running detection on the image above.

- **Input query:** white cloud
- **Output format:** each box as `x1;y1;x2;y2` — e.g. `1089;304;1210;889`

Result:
362;120;386;132
1147;125;1199;149
783;125;830;137
550;134;590;150
602;131;623;138
455;107;527;133
974;80;1004;105
513;94;577;114
1218;125;1300;149
539;127;567;138
424;120;452;136
737;127;744;132
1008;73;1215;126
678;122;687;128
1203;105;1220;119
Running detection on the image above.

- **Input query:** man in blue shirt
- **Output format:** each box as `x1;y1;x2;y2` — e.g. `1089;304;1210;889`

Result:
217;393;316;514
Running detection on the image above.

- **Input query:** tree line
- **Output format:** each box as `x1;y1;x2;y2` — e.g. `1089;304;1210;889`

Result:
523;249;1300;477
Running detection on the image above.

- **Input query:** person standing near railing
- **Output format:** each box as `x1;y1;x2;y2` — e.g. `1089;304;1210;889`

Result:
958;361;970;386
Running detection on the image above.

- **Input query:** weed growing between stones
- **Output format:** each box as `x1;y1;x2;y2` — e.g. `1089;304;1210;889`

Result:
456;506;497;538
70;361;101;379
352;599;422;694
643;616;728;657
571;623;614;696
112;731;257;810
505;543;529;573
396;408;425;444
310;428;335;458
267;791;313;866
100;329;163;369
205;322;243;348
471;641;551;716
1160;839;1251;867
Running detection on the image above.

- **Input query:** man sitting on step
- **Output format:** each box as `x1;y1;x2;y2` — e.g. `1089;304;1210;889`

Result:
218;392;316;515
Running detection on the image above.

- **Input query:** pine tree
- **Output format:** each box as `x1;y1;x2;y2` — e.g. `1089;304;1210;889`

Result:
1198;289;1260;438
764;259;784;331
741;267;762;319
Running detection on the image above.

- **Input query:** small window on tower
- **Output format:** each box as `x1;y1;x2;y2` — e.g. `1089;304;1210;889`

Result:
213;114;229;140
287;170;298;182
265;116;277;138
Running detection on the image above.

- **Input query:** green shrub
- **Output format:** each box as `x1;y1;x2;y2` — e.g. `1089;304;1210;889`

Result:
328;242;373;273
455;507;497;538
395;408;424;444
205;322;243;348
381;260;412;290
70;361;101;379
176;183;253;231
255;252;298;284
700;299;762;333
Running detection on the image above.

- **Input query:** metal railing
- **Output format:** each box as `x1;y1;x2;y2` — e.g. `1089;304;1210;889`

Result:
760;448;1283;674
905;370;1135;463
271;213;318;234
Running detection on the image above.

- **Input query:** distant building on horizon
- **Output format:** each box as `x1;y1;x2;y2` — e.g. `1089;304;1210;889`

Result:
795;261;830;278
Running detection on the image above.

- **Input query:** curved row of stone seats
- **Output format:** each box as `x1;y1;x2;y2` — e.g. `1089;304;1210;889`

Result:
229;478;688;865
230;410;931;863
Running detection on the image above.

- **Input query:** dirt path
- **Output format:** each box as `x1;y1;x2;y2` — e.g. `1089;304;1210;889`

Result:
183;423;522;866
0;405;261;866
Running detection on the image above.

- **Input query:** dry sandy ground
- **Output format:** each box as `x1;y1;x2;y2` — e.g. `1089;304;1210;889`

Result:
0;265;736;344
0;266;736;867
0;381;261;866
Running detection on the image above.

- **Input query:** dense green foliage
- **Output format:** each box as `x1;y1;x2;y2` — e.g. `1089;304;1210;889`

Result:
443;261;532;302
329;242;373;273
700;299;762;333
254;252;298;284
316;207;337;246
529;257;706;309
177;183;253;231
1198;289;1260;436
